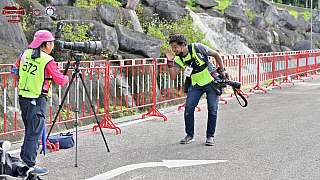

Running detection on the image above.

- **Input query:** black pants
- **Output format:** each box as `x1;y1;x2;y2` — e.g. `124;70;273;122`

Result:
19;95;47;167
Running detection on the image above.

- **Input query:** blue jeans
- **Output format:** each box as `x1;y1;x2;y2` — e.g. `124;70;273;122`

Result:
184;83;219;138
19;96;47;167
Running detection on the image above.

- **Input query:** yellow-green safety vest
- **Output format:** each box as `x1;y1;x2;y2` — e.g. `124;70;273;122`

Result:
174;43;213;86
18;49;53;98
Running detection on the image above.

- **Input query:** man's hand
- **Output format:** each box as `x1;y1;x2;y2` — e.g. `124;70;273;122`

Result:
221;70;229;79
165;47;175;68
165;48;174;61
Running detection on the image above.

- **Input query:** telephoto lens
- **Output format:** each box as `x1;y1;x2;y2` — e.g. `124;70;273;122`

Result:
63;41;102;55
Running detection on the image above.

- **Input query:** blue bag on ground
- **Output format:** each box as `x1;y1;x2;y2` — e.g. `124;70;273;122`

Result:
48;132;74;149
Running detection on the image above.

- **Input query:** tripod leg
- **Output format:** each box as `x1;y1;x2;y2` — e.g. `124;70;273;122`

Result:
79;73;110;152
41;72;76;154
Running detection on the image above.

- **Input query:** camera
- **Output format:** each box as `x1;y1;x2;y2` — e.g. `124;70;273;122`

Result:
216;67;241;89
54;22;102;55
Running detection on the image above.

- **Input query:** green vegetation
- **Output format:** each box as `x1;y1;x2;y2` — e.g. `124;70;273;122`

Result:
187;0;200;13
56;110;75;120
246;9;258;23
21;12;31;32
275;7;311;21
21;12;38;32
74;0;122;8
107;105;137;118
299;11;311;21
59;22;94;42
215;0;233;14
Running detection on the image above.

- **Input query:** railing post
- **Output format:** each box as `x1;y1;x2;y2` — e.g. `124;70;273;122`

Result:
142;59;167;121
266;52;282;89
312;50;320;76
301;50;313;79
292;51;305;82
280;52;294;85
250;54;267;93
93;60;121;134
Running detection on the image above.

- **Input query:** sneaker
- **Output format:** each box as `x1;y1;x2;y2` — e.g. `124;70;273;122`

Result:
30;166;49;176
180;135;194;144
206;137;214;146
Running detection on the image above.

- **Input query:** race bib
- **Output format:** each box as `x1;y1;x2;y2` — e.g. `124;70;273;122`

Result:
183;66;193;77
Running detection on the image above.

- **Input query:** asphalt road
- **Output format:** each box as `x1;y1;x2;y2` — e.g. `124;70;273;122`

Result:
8;75;320;180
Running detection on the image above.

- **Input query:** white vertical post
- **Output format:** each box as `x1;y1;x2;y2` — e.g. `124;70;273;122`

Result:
311;0;313;50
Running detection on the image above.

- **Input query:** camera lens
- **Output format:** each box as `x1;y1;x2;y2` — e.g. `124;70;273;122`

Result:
63;41;102;55
228;80;241;89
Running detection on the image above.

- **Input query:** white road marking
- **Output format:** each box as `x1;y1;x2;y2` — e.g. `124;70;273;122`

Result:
86;160;228;180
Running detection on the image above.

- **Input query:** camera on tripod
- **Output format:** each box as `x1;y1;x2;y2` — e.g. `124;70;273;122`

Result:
216;67;241;89
54;22;102;55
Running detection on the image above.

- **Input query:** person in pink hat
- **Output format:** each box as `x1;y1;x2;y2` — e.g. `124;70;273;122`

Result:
10;30;69;176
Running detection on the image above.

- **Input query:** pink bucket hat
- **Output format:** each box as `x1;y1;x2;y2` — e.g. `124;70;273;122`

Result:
29;30;55;49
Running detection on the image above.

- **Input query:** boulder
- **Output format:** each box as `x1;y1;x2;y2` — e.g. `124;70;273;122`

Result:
97;4;131;28
304;32;320;48
274;28;292;48
264;7;299;31
297;14;311;33
292;40;314;51
312;21;320;33
264;6;282;28
235;33;258;52
256;41;280;53
280;46;291;52
281;27;301;46
174;0;189;8
309;10;320;22
116;24;164;58
239;25;269;43
197;7;223;18
50;0;77;6
280;9;299;30
231;0;246;13
195;0;218;9
140;6;156;23
224;4;250;28
141;0;168;8
155;1;189;22
251;16;269;31
55;6;99;21
243;0;270;14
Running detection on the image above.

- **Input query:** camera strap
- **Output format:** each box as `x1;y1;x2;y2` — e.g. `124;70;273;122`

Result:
232;87;248;107
179;44;208;74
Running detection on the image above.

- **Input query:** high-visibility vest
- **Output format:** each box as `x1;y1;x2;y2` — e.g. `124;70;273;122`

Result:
174;43;213;86
18;49;53;98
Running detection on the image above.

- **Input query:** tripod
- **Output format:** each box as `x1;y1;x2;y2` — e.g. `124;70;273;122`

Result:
44;53;110;167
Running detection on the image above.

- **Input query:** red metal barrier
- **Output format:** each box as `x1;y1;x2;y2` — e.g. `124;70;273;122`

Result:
2;50;320;138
